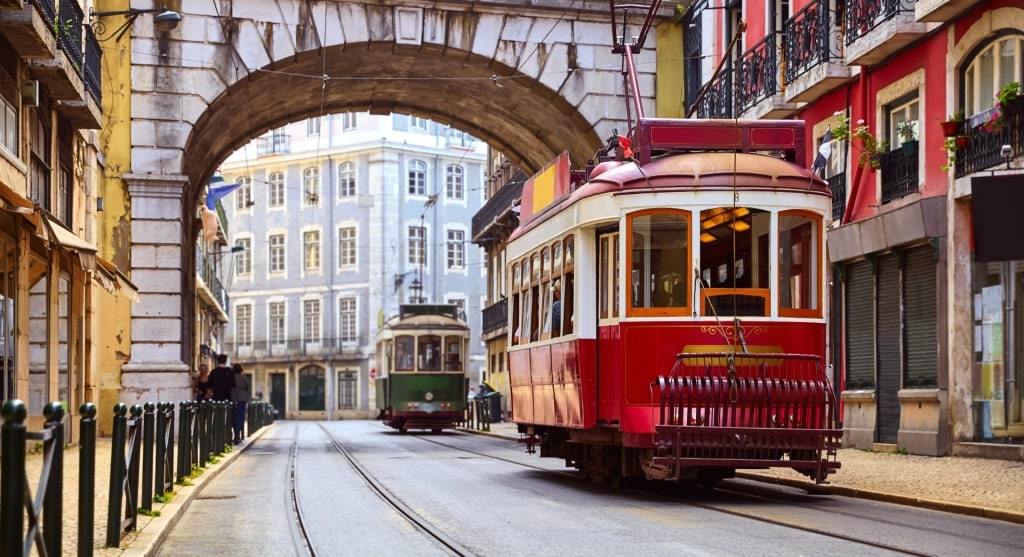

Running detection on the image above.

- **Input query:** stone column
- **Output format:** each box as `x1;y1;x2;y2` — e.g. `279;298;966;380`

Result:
949;197;974;441
120;174;192;407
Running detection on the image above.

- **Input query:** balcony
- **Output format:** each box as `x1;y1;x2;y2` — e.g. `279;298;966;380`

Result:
783;0;853;104
878;145;920;203
844;0;929;66
692;64;734;119
481;297;507;336
737;32;796;119
828;173;847;223
256;134;290;156
471;173;524;244
0;0;57;58
954;109;1024;178
916;0;987;22
225;337;367;361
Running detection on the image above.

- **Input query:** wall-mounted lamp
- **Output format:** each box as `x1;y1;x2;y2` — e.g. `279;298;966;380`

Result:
90;7;182;41
1001;144;1014;170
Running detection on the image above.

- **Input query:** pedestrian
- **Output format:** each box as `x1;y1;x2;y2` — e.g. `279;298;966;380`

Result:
209;354;233;401
195;363;212;400
230;363;252;444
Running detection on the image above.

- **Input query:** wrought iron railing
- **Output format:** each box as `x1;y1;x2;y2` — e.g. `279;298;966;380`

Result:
481;297;507;335
738;32;781;113
225;337;366;359
56;0;84;76
827;173;847;223
693;64;734;119
955;109;1024;178
783;0;841;84
256;134;290;156
84;27;102;104
879;146;920;203
845;0;914;46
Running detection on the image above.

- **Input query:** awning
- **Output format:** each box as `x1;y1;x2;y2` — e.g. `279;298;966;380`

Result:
95;256;140;303
41;213;97;271
0;180;41;229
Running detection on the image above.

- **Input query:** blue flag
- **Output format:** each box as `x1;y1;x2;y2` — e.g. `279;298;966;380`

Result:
811;126;832;177
206;175;242;210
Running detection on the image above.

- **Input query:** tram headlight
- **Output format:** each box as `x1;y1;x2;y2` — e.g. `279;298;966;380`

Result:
424;392;434;401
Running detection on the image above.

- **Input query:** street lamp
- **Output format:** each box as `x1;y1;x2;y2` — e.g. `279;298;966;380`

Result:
90;7;182;41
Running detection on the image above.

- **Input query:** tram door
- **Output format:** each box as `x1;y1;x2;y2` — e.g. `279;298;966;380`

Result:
270;373;286;419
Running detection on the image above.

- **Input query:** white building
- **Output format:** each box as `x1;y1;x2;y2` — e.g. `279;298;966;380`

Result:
218;113;488;419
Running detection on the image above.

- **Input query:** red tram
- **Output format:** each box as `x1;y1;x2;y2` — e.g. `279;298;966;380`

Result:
505;119;842;486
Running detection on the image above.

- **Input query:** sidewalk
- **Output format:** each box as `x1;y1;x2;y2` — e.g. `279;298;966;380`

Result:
20;421;1024;556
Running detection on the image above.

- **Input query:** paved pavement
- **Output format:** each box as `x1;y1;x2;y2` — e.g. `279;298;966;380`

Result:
18;420;1024;556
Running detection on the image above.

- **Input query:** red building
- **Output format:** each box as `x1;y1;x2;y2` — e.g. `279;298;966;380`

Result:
682;0;1023;455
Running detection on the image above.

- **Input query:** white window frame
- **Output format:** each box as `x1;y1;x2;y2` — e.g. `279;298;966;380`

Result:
408;160;426;196
269;233;286;274
338;162;356;198
268;171;285;207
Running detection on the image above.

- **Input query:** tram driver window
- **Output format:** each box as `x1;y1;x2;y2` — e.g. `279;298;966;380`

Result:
395;336;414;371
419;335;441;371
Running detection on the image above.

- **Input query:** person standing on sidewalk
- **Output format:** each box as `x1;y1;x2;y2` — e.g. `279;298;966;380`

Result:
209;354;233;401
230;363;252;444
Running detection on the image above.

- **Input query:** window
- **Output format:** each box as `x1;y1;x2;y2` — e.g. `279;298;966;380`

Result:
304;230;320;270
337;372;357;409
269;234;286;273
410;116;427;130
339;226;356;267
965;35;1024;118
628;211;690;313
888;96;920;150
303;299;321;341
55;164;70;225
269;302;286;345
298;365;325;410
0;62;18;154
235;304;252;345
409;226;425;266
338;162;356;198
778;211;821;316
446;165;464;199
307;117;321;135
447;298;466;321
340;297;357;342
236;177;252;210
303;167;320;205
268;171;285;207
408;160;426;195
30;115;51;209
236;238;252;276
342;113;357;130
447;230;465;269
697;207;770;316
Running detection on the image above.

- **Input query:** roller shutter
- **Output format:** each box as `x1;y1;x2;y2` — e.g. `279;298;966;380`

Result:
845;260;875;389
903;245;938;388
876;253;901;444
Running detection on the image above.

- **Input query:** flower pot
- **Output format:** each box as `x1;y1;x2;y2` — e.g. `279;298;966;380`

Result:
901;140;918;155
940;120;960;137
1004;97;1024;115
956;135;970;149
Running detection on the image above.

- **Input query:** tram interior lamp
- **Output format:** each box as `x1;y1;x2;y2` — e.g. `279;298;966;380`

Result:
90;7;182;41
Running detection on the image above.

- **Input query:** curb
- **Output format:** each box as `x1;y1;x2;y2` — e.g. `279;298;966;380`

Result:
118;427;272;556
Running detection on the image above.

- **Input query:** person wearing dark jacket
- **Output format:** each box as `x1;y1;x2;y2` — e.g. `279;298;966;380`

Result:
230;363;252;444
209;354;233;401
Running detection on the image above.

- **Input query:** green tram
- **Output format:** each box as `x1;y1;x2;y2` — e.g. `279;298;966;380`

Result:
374;304;469;433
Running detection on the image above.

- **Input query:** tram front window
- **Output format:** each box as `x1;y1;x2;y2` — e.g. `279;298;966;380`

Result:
698;207;770;316
419;335;441;371
395;335;415;371
628;211;689;311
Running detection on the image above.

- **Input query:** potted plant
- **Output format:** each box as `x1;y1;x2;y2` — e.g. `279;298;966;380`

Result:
939;110;963;137
997;81;1022;115
896;120;918;155
941;137;959;172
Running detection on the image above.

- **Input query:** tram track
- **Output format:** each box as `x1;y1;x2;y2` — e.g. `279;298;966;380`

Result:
312;423;477;557
405;428;1020;556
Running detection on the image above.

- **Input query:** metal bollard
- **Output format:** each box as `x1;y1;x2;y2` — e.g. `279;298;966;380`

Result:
79;403;97;557
1;399;28;557
141;401;155;511
177;401;190;481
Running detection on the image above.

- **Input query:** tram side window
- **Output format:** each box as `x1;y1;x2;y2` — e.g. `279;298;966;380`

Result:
779;212;820;314
562;272;574;334
510;291;521;345
628;212;688;310
444;337;462;371
395;335;414;371
419;335;441;371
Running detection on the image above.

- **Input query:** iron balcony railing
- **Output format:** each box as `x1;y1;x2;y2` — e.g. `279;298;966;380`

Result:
783;0;841;84
256;134;290;156
827;173;846;223
879;146;920;203
472;177;524;240
56;0;84;76
738;32;781;113
846;0;915;46
955;108;1024;178
224;337;366;359
83;26;102;104
693;64;734;119
481;297;507;335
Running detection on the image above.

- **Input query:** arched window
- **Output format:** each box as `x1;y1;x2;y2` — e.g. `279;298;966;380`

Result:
408;160;426;195
338;162;356;198
964;34;1024;118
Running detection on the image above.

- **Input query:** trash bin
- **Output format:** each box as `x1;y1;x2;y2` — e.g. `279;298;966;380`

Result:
484;392;502;423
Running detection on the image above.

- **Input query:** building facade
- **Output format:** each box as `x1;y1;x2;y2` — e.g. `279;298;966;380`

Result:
219;113;487;419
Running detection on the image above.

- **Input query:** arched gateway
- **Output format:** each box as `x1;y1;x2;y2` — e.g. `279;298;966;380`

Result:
111;1;667;402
